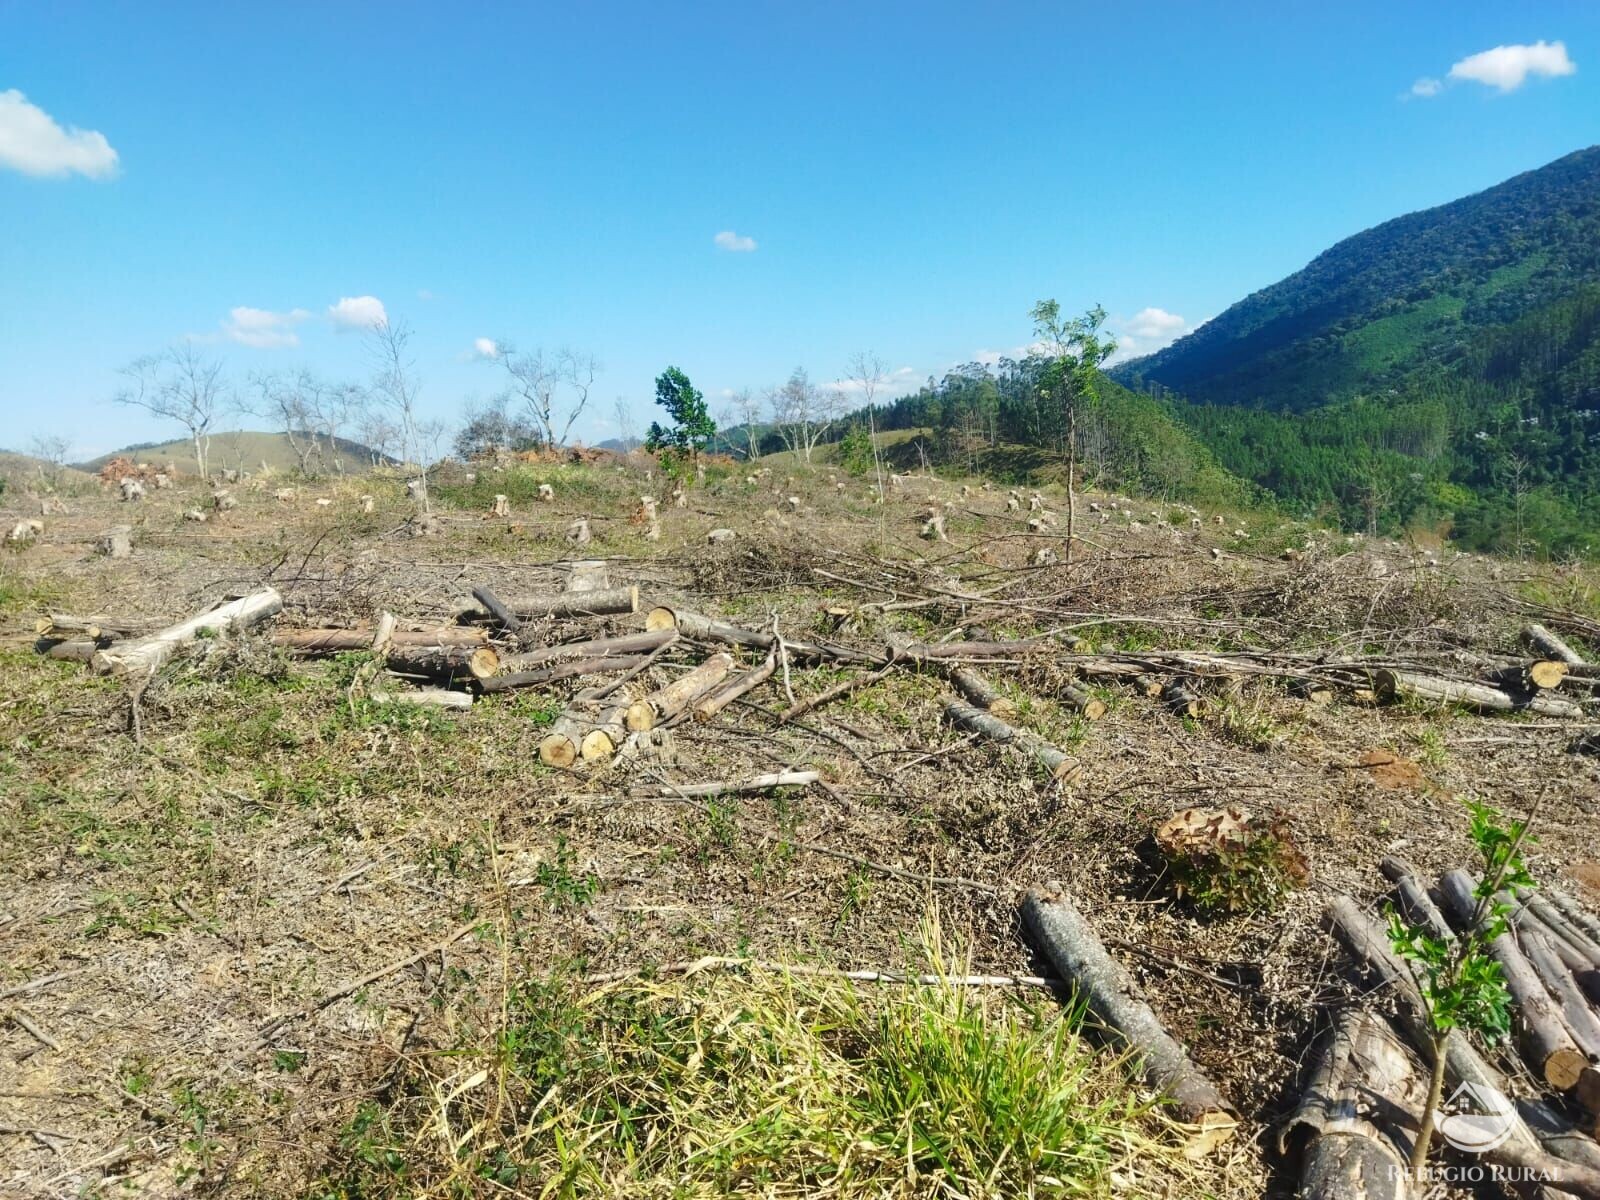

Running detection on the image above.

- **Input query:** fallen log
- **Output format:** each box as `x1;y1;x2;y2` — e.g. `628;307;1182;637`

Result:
1059;680;1106;720
478;653;651;694
36;638;100;663
33;614;145;642
455;586;640;623
498;629;676;672
695;652;777;722
579;705;631;761
1162;678;1202;718
1518;888;1600;967
1320;896;1600;1186
384;644;499;685
91;588;283;677
950;667;1016;718
1489;660;1572;692
635;771;820;798
369;687;472;711
470;585;525;638
625;653;734;731
1278;1009;1420;1200
1525;623;1588;667
537;716;587;768
272;627;486;654
944;699;1080;783
1020;885;1234;1153
1436;870;1588;1091
1522;930;1600;1063
644;606;877;664
1379;856;1455;942
1373;669;1583;718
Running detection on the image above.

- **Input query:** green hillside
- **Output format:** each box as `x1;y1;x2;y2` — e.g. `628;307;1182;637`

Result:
75;430;383;476
1116;145;1600;411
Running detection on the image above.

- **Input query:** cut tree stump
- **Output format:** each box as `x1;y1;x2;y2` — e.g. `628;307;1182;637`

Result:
943;699;1080;784
1436;870;1588;1091
91;588;283;677
1279;1009;1420;1200
1021;885;1234;1154
98;526;133;559
565;560;609;593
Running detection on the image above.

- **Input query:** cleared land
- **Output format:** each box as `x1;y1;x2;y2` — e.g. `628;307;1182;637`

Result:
3;456;1600;1198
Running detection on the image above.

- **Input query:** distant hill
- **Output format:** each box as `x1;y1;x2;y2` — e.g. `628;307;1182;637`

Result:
1115;145;1600;410
0;449;95;494
75;430;386;476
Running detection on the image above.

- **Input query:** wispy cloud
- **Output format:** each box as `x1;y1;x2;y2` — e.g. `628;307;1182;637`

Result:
713;230;758;252
1107;307;1196;365
328;295;388;331
470;336;500;359
1409;40;1576;98
223;305;311;349
0;89;119;179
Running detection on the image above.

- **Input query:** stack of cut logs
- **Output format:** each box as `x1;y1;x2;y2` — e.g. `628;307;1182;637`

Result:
1297;865;1600;1198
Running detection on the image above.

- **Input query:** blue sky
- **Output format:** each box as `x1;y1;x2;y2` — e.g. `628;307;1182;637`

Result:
2;2;1596;457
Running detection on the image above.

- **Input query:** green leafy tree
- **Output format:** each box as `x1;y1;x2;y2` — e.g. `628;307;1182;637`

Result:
1029;301;1116;556
645;366;716;473
1387;799;1537;1179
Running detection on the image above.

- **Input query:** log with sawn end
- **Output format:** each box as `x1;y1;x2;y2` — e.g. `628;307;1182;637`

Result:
950;667;1016;718
624;653;734;731
498;629;676;672
1373;669;1583;718
383;644;499;686
369;687;473;711
694;652;777;721
478;653;652;694
91;588;284;677
1524;623;1587;667
1021;885;1235;1154
644;606;878;664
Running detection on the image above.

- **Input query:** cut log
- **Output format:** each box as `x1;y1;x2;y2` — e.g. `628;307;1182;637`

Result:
1130;673;1164;698
1021;885;1234;1152
1278;1009;1419;1200
36;638;99;662
368;688;472;711
455;586;640;623
943;698;1080;783
479;654;650;695
1521;930;1600;1062
1373;669;1583;718
579;705;631;761
1436;870;1589;1091
470;585;525;638
272;627;486;654
1525;623;1587;667
636;771;819;799
34;614;145;642
1059;681;1106;720
498;629;676;672
950;667;1016;719
538;717;585;768
899;636;1053;661
645;606;877;664
694;652;777;721
1162;678;1202;718
1522;888;1600;966
1379;856;1455;942
91;588;283;677
384;645;499;685
625;653;734;730
1489;660;1571;692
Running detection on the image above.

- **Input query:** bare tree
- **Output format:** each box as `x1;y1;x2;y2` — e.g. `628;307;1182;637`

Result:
733;388;763;460
495;344;599;450
115;344;228;480
612;396;637;451
768;368;844;464
27;434;71;489
846;352;890;501
354;402;401;467
367;320;433;511
250;370;321;475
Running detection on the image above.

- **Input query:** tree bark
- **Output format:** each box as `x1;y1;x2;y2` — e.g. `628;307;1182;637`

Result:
383;645;499;685
943;698;1080;783
1525;623;1587;666
644;606;877;664
498;629;676;672
478;654;650;694
1522;930;1600;1062
1020;885;1234;1151
368;687;472;711
1373;669;1583;718
694;652;777;721
455;586;640;623
34;614;146;642
91;588;283;677
625;653;734;731
272;627;486;654
1379;856;1455;942
1279;1009;1420;1200
565;560;609;592
1436;870;1589;1091
950;667;1017;718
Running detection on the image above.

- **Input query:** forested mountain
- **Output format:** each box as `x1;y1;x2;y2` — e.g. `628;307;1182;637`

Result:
1116;146;1600;410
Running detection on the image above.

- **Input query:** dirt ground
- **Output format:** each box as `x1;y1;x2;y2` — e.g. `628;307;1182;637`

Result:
2;459;1598;1198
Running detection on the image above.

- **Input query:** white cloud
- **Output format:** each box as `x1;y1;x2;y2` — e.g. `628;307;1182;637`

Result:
1107;307;1196;365
713;230;758;252
1448;40;1576;92
830;366;919;395
1409;76;1443;98
0;89;119;179
328;295;388;331
223;305;311;349
471;336;500;359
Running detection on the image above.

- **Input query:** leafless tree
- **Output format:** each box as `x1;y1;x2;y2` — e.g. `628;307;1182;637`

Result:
115;344;228;480
768;368;844;464
367;319;433;511
846;351;890;499
733;388;763;460
495;344;599;450
612;396;637;451
354;403;401;467
250;370;322;475
28;434;71;489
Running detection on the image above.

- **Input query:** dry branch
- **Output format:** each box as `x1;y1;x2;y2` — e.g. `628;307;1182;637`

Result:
479;654;651;694
273;627;486;653
633;771;819;799
499;629;676;672
943;698;1080;783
